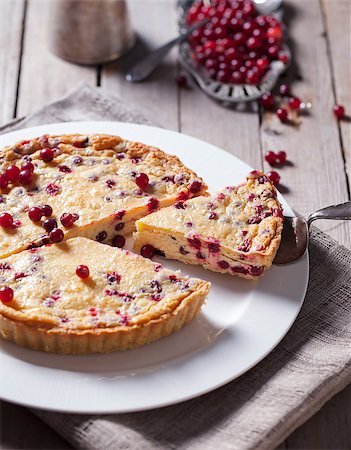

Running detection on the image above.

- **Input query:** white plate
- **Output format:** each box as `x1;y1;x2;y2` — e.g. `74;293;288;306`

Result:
0;122;308;413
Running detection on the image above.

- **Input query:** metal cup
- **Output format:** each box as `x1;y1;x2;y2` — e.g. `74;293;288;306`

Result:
49;0;135;65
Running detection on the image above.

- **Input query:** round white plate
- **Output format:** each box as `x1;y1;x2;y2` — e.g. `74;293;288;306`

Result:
0;122;308;413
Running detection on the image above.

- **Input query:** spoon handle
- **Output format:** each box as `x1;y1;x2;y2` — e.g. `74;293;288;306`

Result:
307;201;351;227
126;19;208;82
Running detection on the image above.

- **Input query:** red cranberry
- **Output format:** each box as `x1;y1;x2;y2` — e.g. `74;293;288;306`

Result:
256;56;269;71
40;148;55;162
147;197;160;211
0;212;14;228
76;265;90;279
246;70;260;84
96;231;107;242
279;84;290;96
246;36;262;50
267;45;279;59
5;165;20;183
28;206;43;222
21;161;35;173
112;235;126;248
135;173;149;190
218;260;229;270
288;97;301;110
140;244;155;259
176;74;188;88
189;180;202;193
0;286;14;303
41;204;53;217
276;151;287;164
276;107;288;123
265;151;276;165
267;171;281;186
333;105;345;120
266;26;282;40
42;218;57;232
49;228;64;243
60;213;79;228
278;52;289;64
0;174;9;189
233;31;246;45
19;170;33;185
260;92;274;109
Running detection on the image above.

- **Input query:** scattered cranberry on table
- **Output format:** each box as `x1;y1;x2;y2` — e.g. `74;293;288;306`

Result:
41;204;53;217
276;107;288;123
28;206;43;222
260;91;275;109
175;73;188;88
186;0;287;85
60;213;79;228
42;218;57;232
0;286;14;303
288;97;301;110
333;105;345;120
76;265;90;279
49;228;64;243
264;150;287;166
267;170;281;186
279;83;290;96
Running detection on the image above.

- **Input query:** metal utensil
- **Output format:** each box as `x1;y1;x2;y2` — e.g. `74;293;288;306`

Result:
274;201;351;265
126;19;208;82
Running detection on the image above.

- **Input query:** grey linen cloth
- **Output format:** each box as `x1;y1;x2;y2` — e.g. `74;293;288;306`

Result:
1;84;351;450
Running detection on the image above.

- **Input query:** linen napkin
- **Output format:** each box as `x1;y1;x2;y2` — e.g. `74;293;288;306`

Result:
1;84;350;450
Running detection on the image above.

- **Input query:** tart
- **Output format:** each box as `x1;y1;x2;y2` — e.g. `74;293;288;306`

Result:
134;171;283;279
0;133;207;259
0;237;210;353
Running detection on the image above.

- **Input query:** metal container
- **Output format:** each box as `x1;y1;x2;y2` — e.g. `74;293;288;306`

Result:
49;0;135;65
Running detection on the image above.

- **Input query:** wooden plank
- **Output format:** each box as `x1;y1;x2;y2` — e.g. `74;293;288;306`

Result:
16;0;96;118
260;0;351;248
0;0;25;124
285;382;351;449
101;0;179;131
322;0;351;188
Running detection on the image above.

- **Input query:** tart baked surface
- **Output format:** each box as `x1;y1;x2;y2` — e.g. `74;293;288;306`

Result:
134;171;283;279
0;237;210;353
0;133;207;259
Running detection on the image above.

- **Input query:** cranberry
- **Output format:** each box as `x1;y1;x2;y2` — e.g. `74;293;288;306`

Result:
5;165;20;183
256;56;269;71
19;170;33;185
21;161;35;172
96;231;107;242
209;212;218;220
40;148;55;162
176;74;188;88
233;31;246;45
267;45;279;59
0;286;14;303
279;84;290;96
60;213;78;228
217;69;230;82
288;97;301;110
189;179;202;193
266;26;282;40
135;173;149;190
140;244;155;259
0;174;9;189
28;206;43;222
276;107;288;123
147;197;160;211
41;204;53;217
188;237;201;250
267;171;281;186
265;151;276;165
0;212;14;228
333;105;345;120
276;151;287;164
218;260;229;270
246;70;260;84
278;52;289;64
42;218;57;232
76;265;90;279
246;36;262;50
112;235;126;248
260;92;274;109
49;228;64;243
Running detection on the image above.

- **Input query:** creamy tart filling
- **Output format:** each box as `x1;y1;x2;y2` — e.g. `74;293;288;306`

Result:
134;171;283;279
0;237;210;352
0;134;208;259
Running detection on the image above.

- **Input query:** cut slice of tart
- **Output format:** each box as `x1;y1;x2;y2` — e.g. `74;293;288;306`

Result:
134;171;283;279
0;134;207;259
0;237;210;353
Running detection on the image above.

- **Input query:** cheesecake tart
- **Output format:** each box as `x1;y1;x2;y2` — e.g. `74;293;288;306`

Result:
0;237;210;353
0;133;207;259
134;171;283;279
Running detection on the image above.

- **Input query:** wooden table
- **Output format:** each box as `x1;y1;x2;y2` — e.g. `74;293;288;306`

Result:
0;0;350;448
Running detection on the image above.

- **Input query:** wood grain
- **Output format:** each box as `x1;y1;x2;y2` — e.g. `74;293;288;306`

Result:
101;0;179;131
0;0;25;124
260;0;350;248
16;0;96;118
322;0;351;187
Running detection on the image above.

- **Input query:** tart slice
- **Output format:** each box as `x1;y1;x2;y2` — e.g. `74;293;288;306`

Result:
0;237;210;353
134;171;283;279
0;133;207;259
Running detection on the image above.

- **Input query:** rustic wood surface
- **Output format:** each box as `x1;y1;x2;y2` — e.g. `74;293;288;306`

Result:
0;0;350;449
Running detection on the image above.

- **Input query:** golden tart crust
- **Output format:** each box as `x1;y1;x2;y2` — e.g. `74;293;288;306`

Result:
0;134;208;259
0;237;210;353
133;171;283;279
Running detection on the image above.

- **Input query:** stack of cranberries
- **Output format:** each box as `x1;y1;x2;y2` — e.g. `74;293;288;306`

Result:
186;0;287;84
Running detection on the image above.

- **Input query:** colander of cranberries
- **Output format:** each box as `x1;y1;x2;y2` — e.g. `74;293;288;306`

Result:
177;0;291;103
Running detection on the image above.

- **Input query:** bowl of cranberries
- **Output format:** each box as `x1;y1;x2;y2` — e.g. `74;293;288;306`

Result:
178;0;290;102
